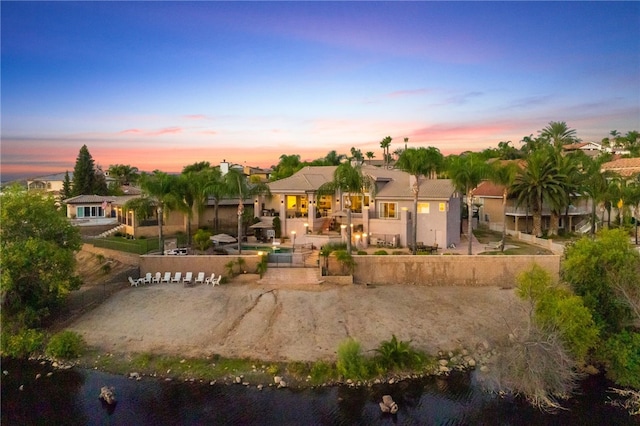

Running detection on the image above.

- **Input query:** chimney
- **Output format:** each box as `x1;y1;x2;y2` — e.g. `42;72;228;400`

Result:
220;159;229;175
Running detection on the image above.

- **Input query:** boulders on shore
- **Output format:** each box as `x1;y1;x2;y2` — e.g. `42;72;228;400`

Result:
99;386;116;405
379;395;398;414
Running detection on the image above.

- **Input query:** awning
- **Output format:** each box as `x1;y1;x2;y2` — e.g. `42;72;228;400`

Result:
331;210;348;217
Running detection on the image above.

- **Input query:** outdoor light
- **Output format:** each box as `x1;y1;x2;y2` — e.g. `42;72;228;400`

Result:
304;223;309;234
291;230;297;252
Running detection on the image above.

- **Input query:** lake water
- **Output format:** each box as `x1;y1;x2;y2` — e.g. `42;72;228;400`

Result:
1;358;637;425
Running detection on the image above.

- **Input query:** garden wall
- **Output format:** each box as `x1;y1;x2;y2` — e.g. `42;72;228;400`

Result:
140;254;261;277
334;255;560;287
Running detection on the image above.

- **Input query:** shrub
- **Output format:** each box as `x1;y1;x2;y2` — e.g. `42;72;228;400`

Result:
334;250;356;275
100;263;112;274
194;229;212;251
357;250;367;255
95;253;105;264
336;338;369;380
392;250;405;255
1;328;45;358
599;331;640;389
373;250;388;255
46;330;86;359
375;335;419;370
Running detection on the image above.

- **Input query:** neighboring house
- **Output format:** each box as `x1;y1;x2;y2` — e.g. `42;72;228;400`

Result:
562;141;603;157
261;164;460;249
601;157;640;178
473;180;593;234
27;172;69;199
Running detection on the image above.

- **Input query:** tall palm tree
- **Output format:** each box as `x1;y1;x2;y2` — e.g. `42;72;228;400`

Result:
202;167;227;232
511;148;564;237
380;136;392;169
396;147;444;254
323;150;346;166
178;164;211;245
539;121;577;149
446;153;490;254
580;155;612;235
138;171;182;254
318;163;375;253
488;161;519;250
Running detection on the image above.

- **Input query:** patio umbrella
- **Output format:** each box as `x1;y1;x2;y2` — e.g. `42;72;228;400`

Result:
210;233;237;243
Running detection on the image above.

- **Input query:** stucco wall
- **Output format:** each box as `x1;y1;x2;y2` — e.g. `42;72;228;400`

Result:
337;254;560;287
140;254;261;277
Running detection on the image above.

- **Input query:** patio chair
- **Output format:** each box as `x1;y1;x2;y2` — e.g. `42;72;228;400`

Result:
211;275;222;287
128;276;143;287
205;273;216;285
152;272;161;284
171;272;182;284
142;272;153;284
182;272;193;286
161;272;171;284
194;272;206;285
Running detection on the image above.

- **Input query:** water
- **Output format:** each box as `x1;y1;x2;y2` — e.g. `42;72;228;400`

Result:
2;358;637;425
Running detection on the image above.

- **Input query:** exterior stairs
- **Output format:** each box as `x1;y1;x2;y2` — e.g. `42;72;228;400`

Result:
97;224;126;238
257;267;323;286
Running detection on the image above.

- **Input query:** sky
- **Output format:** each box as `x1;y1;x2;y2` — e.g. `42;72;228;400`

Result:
2;1;639;181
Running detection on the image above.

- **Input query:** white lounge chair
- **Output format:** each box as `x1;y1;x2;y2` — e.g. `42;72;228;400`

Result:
211;275;222;287
161;272;171;283
205;273;216;286
182;272;193;286
194;272;206;285
152;272;162;284
142;272;152;285
128;276;143;287
171;272;182;283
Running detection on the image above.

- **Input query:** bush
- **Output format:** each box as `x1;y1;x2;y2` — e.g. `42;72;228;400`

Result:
357;250;367;255
373;250;388;255
1;328;45;358
375;335;419;370
46;331;86;359
336;338;369;380
310;360;337;384
100;263;111;274
599;331;640;389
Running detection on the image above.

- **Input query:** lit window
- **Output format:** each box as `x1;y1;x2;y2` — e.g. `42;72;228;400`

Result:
379;202;398;219
418;202;430;214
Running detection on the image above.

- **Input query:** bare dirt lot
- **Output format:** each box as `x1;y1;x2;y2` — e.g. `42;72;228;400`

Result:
67;279;526;362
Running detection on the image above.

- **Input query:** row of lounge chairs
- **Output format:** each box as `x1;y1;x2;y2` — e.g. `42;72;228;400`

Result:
128;272;221;287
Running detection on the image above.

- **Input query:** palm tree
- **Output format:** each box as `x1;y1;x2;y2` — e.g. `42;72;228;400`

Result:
138;171;182;254
396;147;444;254
202;167;227;232
380;136;392;169
539;121;577;149
365;151;375;164
580;155;612;235
107;164;139;186
447;153;490;254
488;161;519;250
511;148;564;237
318;163;375;253
323;150;346;166
178;164;212;245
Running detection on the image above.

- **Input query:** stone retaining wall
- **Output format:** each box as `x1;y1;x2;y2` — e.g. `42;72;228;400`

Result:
330;255;560;287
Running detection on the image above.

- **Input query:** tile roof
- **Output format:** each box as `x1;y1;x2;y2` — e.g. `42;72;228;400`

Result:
474;181;505;197
601;157;640;177
267;164;456;200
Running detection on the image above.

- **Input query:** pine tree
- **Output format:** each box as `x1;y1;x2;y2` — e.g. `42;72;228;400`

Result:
71;145;96;196
62;171;72;200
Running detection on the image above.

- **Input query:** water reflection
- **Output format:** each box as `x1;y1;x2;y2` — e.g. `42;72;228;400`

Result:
1;358;636;425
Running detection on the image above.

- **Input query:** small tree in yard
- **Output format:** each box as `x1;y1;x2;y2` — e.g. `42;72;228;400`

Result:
194;229;212;252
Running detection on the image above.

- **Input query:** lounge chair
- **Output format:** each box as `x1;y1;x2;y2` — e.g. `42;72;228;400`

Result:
182;272;193;286
194;272;206;285
152;272;161;284
211;275;222;287
128;276;143;287
142;272;152;284
205;273;216;285
171;272;182;284
161;272;171;284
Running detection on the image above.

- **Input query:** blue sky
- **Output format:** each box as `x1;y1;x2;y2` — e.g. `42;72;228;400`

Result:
2;1;639;180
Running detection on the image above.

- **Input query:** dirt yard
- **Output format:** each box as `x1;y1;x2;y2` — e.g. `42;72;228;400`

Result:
67;279;526;362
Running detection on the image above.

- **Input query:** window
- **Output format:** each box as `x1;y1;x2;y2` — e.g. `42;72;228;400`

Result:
439;202;446;212
76;205;103;218
76;207;84;218
344;194;370;213
418;202;430;214
379;202;397;219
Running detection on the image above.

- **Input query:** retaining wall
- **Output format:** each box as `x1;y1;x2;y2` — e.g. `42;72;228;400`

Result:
140;254;260;276
335;255;560;287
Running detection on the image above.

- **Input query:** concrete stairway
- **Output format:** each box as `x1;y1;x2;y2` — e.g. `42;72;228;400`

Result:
257;267;323;285
97;224;126;238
